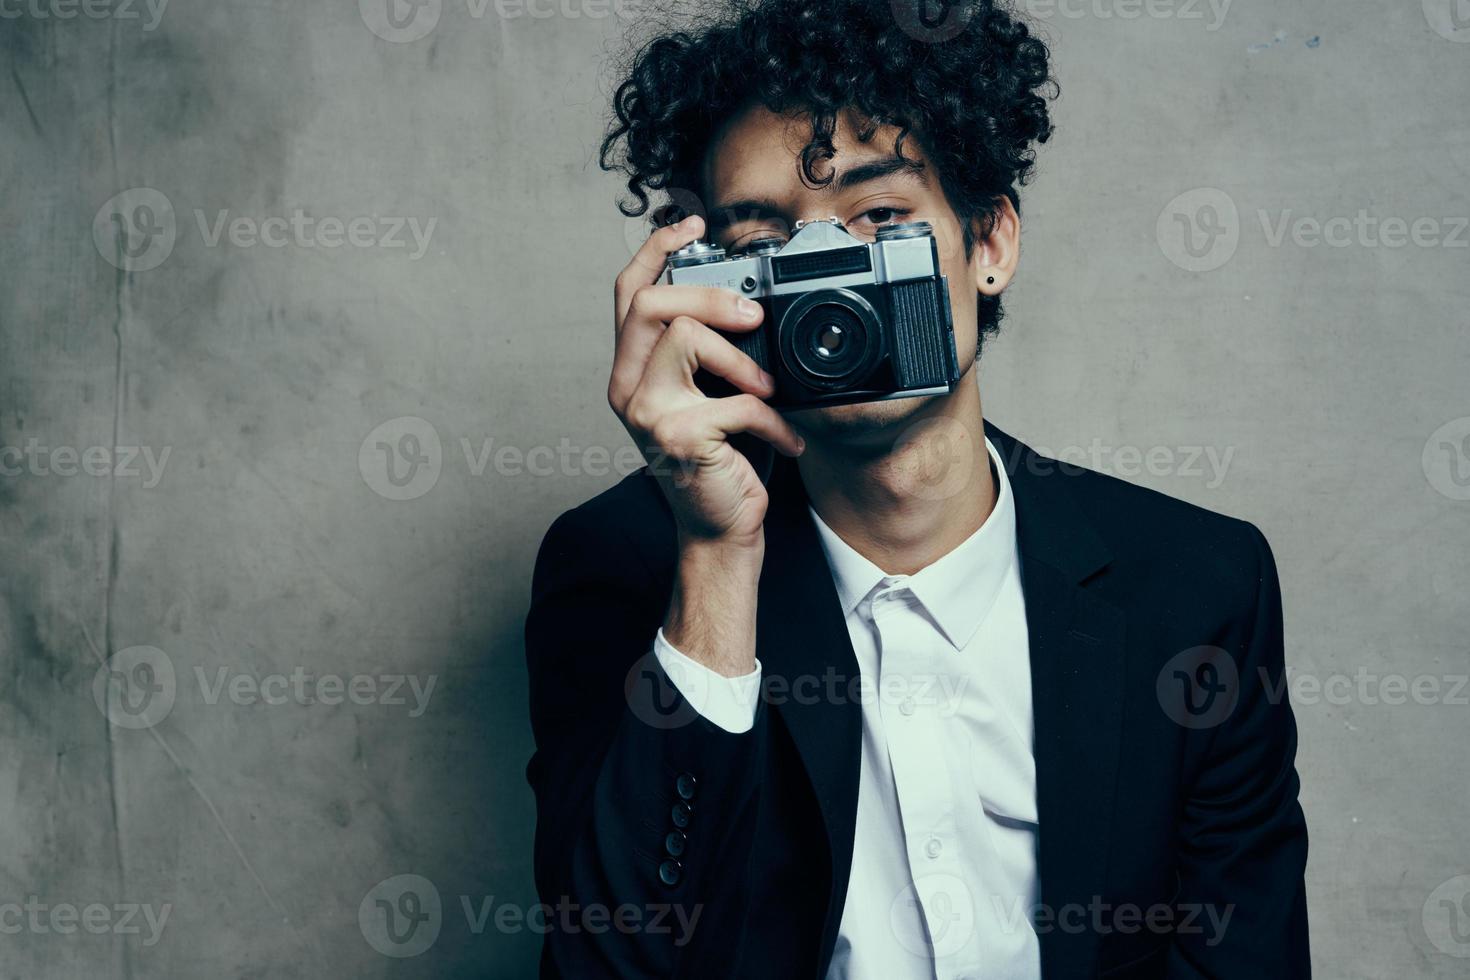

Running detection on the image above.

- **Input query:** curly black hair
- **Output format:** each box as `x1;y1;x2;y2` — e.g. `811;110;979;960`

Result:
600;0;1057;337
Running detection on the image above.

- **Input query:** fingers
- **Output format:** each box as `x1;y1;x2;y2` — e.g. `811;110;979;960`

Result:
611;298;771;412
640;393;804;463
622;285;764;337
615;215;706;324
702;394;806;458
621;319;802;458
644;317;774;400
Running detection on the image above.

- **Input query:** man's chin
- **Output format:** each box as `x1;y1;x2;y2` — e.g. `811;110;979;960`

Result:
785;392;944;455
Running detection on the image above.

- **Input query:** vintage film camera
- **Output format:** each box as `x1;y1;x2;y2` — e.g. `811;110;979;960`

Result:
664;218;960;409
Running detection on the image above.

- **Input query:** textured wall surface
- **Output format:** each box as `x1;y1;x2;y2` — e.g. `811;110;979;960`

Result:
1;1;1466;977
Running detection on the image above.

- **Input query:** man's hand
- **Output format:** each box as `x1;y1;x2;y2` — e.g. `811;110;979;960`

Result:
609;215;803;676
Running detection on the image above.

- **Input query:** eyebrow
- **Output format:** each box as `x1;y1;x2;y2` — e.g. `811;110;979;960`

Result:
832;156;928;192
705;198;786;238
708;157;929;235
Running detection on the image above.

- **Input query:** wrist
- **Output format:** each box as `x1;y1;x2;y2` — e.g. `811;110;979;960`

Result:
676;528;765;576
664;532;763;677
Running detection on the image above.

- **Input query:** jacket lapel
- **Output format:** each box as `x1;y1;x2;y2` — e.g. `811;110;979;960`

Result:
988;424;1127;980
757;454;863;973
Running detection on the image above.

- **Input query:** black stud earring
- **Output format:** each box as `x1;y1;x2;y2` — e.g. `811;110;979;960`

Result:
986;276;995;285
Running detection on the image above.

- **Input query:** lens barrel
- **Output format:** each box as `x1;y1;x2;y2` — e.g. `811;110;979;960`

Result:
778;289;884;391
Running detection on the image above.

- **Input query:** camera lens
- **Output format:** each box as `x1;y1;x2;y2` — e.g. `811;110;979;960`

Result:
779;289;883;391
815;321;847;359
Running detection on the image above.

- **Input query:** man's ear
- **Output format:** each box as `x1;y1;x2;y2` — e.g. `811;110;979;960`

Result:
969;196;1021;296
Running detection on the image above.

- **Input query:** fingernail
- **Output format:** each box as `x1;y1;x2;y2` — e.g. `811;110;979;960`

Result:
738;299;761;320
760;369;776;388
794;437;806;454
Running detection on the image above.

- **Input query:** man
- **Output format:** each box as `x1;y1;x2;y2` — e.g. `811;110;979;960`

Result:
525;1;1309;977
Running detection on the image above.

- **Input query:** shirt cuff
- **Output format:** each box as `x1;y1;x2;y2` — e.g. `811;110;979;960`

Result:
651;628;763;734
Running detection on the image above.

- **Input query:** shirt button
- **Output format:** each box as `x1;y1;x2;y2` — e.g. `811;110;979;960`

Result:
925;837;943;859
899;698;915;716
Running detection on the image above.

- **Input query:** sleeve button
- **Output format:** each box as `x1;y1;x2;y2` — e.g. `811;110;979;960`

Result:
658;859;683;886
664;830;687;858
675;772;698;800
671;801;693;829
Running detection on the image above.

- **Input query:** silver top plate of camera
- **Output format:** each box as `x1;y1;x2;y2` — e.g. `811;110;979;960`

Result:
664;219;940;297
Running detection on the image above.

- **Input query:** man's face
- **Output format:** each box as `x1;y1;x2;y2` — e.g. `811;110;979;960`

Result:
701;104;991;449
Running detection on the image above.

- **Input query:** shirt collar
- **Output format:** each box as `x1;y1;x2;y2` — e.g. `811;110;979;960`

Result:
808;436;1018;651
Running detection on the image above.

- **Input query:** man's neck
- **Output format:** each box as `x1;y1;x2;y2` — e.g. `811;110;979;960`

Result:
796;375;997;577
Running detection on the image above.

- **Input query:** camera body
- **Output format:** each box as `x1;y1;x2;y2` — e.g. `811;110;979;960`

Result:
663;219;960;409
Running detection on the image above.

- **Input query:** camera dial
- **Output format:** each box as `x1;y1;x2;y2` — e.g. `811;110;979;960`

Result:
874;220;934;241
743;237;784;255
668;241;727;269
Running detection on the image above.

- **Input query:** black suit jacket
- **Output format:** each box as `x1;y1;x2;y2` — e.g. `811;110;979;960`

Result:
524;423;1309;979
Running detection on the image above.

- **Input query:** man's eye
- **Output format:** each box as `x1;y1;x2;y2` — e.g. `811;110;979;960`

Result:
856;207;908;227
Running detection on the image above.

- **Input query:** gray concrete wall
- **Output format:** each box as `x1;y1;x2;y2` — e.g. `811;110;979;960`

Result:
1;0;1465;976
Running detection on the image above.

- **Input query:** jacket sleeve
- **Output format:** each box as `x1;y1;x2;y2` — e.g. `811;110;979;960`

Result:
1167;523;1311;977
524;503;768;978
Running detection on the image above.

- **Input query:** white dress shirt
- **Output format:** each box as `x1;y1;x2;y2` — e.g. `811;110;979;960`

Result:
653;437;1040;980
